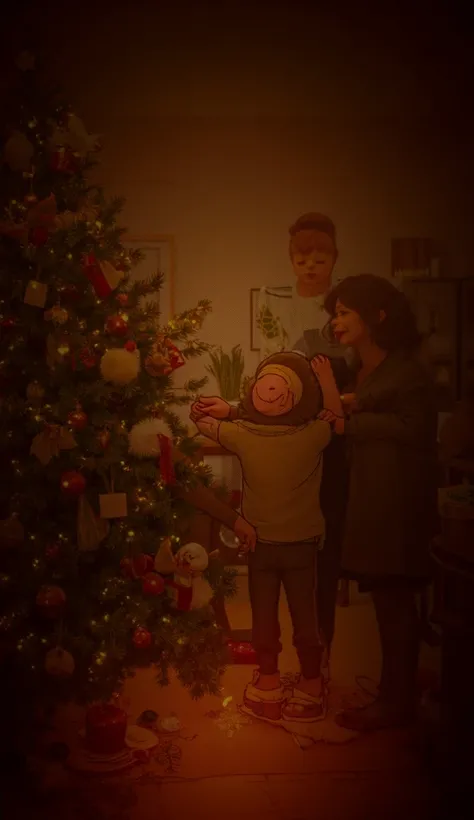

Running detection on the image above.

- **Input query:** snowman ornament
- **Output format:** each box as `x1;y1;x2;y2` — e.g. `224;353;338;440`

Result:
154;539;215;611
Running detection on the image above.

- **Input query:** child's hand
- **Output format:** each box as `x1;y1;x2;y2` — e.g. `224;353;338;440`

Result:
311;355;336;386
318;409;345;435
191;396;231;420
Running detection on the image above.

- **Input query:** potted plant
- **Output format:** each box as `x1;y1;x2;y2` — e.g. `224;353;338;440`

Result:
205;345;245;403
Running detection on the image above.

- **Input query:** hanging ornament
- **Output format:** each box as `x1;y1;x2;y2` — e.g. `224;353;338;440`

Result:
120;554;154;579
82;254;123;298
60;470;86;497
2;130;34;171
116;293;128;307
45;305;69;325
141;572;165;596
1;317;17;331
36;585;66;619
132;627;152;649
158;434;176;485
106;314;128;337
24;279;47;308
26;380;45;404
67;405;87;431
24;193;38;206
44;647;75;678
128;418;172;457
79;347;98;369
145;338;185;377
124;340;136;353
31;424;77;466
100;347;139;386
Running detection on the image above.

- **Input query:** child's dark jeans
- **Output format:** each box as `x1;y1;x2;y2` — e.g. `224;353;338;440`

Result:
248;539;322;679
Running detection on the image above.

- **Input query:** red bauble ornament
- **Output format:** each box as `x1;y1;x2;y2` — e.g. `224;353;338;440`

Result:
106;314;128;337
67;406;87;431
0;317;16;330
45;542;60;561
60;470;86;496
36;585;66;619
132;627;152;649
124;340;136;353
142;572;165;596
85;703;127;755
120;554;154;579
116;293;128;306
79;348;97;369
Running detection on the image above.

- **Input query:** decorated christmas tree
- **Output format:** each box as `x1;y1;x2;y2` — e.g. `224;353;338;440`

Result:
0;53;236;718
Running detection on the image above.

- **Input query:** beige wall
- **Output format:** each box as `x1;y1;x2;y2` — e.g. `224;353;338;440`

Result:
16;5;471;404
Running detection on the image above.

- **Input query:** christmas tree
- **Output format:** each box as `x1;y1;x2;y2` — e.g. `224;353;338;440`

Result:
0;53;236;715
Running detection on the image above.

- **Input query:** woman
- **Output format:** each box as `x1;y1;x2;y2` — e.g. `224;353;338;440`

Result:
315;274;439;731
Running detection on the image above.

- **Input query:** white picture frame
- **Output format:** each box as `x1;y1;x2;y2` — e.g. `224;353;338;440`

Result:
123;235;176;324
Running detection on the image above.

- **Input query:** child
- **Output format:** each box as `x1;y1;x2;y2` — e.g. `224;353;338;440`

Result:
191;351;339;725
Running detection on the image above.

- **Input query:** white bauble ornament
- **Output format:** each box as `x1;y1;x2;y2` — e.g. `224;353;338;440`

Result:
129;418;172;457
100;348;140;385
44;647;75;678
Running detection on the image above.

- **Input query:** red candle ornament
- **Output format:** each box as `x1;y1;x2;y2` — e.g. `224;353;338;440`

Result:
158;434;176;485
60;470;86;497
85;703;127;755
36;585;66;619
132;627;152;649
142;572;165;596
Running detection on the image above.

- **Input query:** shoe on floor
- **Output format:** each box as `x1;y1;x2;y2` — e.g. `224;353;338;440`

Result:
241;671;285;722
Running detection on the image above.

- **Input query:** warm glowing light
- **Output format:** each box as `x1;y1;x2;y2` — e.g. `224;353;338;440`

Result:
222;696;233;708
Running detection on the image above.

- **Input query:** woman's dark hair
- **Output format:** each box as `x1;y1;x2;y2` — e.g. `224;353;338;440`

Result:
324;274;421;353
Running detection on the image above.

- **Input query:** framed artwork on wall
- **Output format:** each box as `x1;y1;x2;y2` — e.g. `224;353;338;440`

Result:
123;235;176;324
